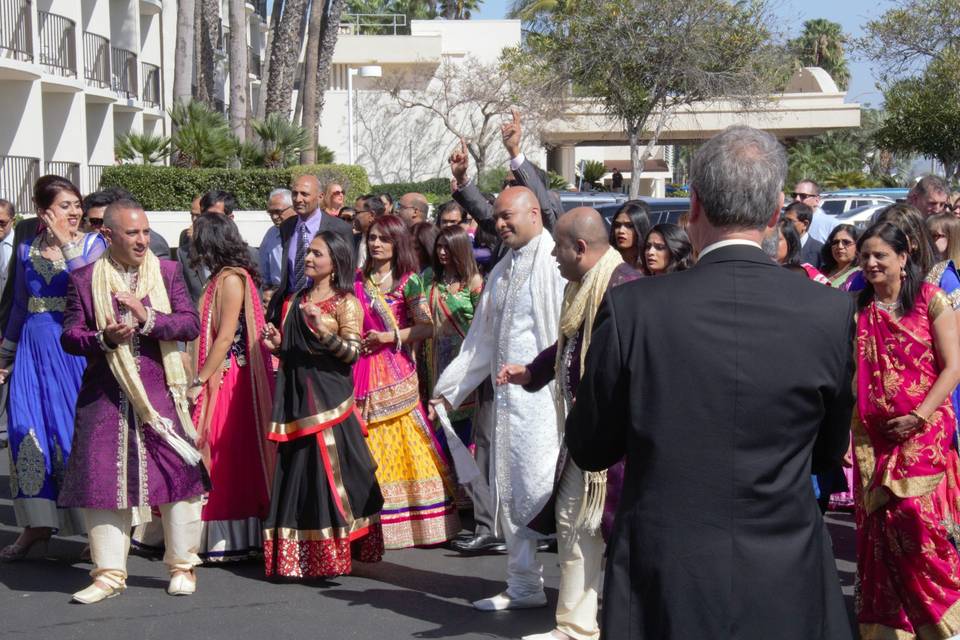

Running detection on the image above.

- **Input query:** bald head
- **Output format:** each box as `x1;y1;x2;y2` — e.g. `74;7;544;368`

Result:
398;192;429;227
494;186;542;250
103;200;150;267
291;175;322;218
553;207;613;282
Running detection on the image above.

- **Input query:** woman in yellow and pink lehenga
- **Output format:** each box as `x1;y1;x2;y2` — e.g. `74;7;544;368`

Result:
853;222;960;640
353;215;459;549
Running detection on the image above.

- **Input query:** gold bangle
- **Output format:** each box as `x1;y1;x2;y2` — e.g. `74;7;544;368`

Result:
909;410;931;425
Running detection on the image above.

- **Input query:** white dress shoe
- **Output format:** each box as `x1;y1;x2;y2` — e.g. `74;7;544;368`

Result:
72;580;124;604
521;630;574;640
472;590;547;611
167;570;196;596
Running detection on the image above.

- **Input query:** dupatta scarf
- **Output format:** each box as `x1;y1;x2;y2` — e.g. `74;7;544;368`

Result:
191;266;276;484
855;284;956;514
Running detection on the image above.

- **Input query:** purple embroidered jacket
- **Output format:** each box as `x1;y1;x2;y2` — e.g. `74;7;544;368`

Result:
58;259;206;510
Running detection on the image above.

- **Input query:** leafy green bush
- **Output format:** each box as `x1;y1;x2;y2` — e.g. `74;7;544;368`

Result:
100;164;371;211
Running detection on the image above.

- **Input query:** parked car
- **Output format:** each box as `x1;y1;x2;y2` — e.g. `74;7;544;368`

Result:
596;198;691;227
833;203;888;231
824;188;909;202
819;195;894;216
558;191;629;212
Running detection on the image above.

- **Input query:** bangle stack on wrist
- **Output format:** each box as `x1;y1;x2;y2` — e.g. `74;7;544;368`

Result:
909;409;931;425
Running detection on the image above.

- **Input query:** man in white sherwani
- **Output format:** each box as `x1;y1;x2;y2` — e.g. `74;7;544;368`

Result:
432;186;564;611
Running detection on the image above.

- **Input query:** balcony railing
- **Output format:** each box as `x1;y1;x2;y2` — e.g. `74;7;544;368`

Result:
253;0;267;20
88;164;108;191
83;32;109;88
45;160;79;186
0;155;39;214
248;46;260;78
339;13;408;35
111;46;137;99
0;0;31;62
141;61;160;108
38;10;76;77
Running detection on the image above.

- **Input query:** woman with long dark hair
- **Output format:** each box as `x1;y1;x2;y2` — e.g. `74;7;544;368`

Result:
852;222;960;638
422;226;483;446
609;200;651;269
411;222;439;273
643;223;694;275
353;215;459;549
183;213;275;562
261;230;383;578
820;224;860;288
773;220;830;284
0;175;106;560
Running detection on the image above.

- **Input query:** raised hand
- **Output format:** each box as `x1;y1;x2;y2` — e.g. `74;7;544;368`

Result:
261;323;281;352
115;292;148;324
448;137;470;185
38;207;73;247
501;108;522;158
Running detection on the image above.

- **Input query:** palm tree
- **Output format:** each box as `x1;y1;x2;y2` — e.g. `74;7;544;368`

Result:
301;0;346;164
265;0;309;119
196;0;221;107
172;0;195;108
115;133;172;165
228;0;248;147
788;19;850;90
507;0;562;22
254;113;312;168
169;101;236;168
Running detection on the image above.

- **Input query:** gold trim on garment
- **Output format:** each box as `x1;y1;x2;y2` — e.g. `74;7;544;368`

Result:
27;296;66;313
918;596;960;639
262;517;377;542
321;428;355;522
929;290;951;323
859;623;917;640
267;396;355;437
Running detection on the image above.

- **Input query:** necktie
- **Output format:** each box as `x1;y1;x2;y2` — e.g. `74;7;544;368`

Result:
293;222;309;291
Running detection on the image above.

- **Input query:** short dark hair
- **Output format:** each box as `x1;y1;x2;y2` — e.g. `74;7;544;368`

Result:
0;199;15;218
200;189;237;215
83;187;132;215
436;200;466;224
361;194;386;218
783;201;813;225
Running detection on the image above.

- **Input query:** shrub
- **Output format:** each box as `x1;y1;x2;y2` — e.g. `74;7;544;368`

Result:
370;177;453;200
100;164;371;211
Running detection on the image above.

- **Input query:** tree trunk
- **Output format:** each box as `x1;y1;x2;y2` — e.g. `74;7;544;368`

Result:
628;125;641;199
228;0;248;146
172;0;195;108
256;0;284;121
265;0;309;120
301;0;345;164
196;0;220;107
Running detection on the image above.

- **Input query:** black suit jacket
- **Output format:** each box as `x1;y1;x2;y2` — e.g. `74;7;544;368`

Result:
453;157;560;247
0;216;39;335
566;244;854;640
176;227;259;305
266;211;354;325
800;236;824;269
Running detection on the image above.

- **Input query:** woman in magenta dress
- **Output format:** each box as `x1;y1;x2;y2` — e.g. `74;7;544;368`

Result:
853;222;960;639
353;215;459;549
187;213;275;561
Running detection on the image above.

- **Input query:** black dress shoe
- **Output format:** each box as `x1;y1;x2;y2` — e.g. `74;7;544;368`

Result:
452;534;506;553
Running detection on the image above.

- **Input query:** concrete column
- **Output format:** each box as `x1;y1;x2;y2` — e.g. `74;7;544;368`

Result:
547;143;577;186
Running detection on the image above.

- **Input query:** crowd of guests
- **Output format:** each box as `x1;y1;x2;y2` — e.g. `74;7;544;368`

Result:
3;114;960;640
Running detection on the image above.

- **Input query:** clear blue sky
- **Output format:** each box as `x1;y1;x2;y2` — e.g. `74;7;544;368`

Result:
475;0;897;107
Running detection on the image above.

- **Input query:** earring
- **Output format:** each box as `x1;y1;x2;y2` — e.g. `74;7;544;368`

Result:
330;271;336;282
901;267;906;279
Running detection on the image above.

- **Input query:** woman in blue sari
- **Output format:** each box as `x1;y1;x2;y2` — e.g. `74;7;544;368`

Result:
0;176;106;561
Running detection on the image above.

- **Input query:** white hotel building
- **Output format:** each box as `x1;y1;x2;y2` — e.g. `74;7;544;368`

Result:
0;1;859;215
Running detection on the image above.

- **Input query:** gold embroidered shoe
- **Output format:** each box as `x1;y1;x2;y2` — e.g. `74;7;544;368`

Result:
72;580;124;604
167;570;196;596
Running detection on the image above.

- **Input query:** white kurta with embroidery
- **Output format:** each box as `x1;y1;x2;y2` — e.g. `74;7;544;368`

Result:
434;230;564;539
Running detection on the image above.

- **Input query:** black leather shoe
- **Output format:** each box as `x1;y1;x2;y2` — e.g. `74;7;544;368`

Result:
452;534;506;553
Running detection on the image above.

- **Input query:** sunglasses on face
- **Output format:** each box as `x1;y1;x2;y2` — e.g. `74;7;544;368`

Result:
830;239;855;248
329;190;343;197
791;192;817;200
88;217;104;228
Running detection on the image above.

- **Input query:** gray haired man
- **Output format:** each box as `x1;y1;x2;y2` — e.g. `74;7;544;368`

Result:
259;188;295;299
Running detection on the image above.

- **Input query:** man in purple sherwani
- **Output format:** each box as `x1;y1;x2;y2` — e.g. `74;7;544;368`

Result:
58;198;206;604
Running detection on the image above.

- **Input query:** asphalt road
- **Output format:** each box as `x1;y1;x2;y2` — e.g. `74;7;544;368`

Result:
0;450;857;640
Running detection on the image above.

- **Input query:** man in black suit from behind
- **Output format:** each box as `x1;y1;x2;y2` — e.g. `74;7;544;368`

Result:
266;174;354;325
565;125;855;640
783;201;824;269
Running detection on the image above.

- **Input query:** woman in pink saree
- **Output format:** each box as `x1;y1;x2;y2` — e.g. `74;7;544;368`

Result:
854;222;960;640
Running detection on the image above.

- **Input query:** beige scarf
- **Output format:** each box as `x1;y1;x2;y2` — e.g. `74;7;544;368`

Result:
92;251;201;465
555;246;623;532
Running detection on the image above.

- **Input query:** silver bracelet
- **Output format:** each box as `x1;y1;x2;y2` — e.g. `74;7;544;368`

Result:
139;307;156;335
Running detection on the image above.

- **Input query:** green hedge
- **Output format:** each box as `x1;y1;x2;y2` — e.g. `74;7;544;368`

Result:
370;178;453;201
99;164;371;211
